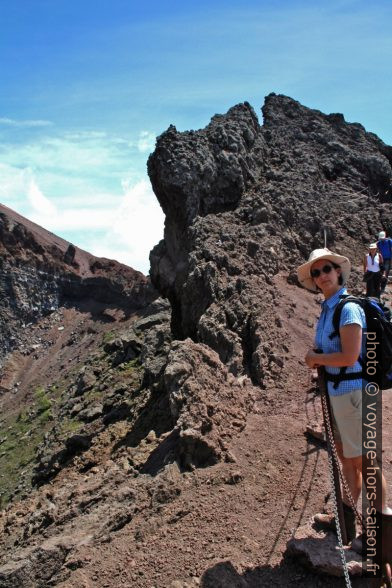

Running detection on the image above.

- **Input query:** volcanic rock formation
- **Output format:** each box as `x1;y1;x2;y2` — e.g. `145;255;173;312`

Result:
148;94;392;386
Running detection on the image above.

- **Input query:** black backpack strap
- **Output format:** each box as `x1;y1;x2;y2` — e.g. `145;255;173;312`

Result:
329;294;351;340
325;357;364;390
328;296;363;389
325;369;363;389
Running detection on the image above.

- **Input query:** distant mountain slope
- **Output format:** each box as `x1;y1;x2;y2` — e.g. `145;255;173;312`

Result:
0;203;156;362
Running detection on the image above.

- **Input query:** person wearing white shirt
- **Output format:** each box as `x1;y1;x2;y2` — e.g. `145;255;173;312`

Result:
363;243;383;298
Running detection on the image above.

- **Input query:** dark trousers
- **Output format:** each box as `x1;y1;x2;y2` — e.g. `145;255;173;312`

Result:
366;271;382;298
384;257;391;277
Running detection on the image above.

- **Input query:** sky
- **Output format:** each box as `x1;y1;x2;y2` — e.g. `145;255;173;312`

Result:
1;0;391;274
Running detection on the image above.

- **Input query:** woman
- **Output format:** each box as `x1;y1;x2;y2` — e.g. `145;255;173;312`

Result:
363;242;383;298
297;248;391;565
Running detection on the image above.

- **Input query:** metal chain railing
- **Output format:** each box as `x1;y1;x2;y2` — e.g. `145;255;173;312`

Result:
325;439;352;587
320;391;365;531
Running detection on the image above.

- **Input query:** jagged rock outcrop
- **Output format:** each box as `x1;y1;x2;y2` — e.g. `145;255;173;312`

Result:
148;102;268;340
148;93;392;385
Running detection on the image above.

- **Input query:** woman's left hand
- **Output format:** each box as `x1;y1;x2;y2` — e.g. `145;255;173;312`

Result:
305;350;321;368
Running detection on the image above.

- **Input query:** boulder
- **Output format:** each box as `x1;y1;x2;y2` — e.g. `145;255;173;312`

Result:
286;520;363;577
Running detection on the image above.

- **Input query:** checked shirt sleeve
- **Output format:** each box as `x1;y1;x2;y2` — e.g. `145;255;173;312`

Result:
339;302;366;329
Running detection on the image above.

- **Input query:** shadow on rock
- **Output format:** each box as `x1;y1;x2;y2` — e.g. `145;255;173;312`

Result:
33;433;94;486
140;428;180;475
112;389;174;452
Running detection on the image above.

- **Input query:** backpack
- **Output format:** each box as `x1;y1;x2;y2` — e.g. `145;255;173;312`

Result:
377;237;392;259
327;294;392;390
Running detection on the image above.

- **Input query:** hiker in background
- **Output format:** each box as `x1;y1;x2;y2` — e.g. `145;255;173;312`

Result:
363;242;383;299
297;248;392;557
377;230;392;293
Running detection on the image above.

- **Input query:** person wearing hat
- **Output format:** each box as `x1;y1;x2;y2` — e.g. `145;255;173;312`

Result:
297;248;391;558
377;230;392;292
363;242;383;299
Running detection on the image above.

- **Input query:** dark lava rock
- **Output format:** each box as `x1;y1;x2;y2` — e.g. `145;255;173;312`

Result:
102;403;131;425
148;93;392;385
78;404;103;422
65;434;92;454
75;367;97;396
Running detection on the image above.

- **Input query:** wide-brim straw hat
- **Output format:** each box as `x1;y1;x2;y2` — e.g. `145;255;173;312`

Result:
369;243;378;249
297;248;351;292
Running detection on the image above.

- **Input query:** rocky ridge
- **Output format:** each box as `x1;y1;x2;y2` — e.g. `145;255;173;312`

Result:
149;94;392;384
0;93;391;587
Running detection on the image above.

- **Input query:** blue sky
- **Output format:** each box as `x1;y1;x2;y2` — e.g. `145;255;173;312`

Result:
1;0;391;273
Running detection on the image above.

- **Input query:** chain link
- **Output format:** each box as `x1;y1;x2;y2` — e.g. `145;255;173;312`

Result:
320;392;365;530
306;372;368;585
325;443;352;587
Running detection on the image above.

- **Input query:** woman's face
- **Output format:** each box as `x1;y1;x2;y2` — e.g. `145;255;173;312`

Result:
310;259;341;297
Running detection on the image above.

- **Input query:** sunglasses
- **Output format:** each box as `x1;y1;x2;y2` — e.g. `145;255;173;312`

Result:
310;264;334;279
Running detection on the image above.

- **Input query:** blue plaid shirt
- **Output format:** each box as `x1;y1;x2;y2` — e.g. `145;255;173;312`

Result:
315;287;366;396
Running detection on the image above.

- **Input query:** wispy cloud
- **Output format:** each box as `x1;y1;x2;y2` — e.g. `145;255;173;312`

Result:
27;177;57;216
137;131;156;153
0;117;53;128
0;129;153;180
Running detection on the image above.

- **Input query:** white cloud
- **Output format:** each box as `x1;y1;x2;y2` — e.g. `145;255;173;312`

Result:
65;179;164;272
112;178;164;260
0;117;53;128
30;206;116;232
27;178;57;216
0;163;28;200
137;131;156;153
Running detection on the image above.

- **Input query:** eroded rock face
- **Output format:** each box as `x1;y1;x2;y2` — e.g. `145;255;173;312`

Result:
148;93;392;384
30;298;173;489
148;103;266;227
148;103;267;338
163;339;255;467
0;534;91;588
